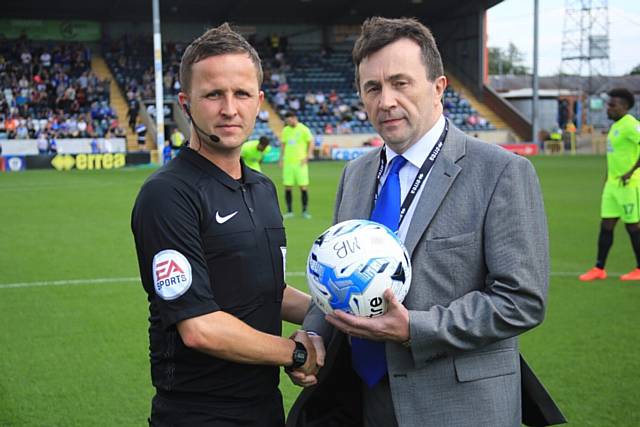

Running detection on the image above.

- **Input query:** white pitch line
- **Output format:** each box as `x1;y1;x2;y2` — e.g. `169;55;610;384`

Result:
0;277;140;289
0;272;309;290
0;271;619;290
0;271;603;290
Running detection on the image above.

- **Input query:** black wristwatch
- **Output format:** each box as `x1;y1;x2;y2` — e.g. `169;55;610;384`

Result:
287;340;308;371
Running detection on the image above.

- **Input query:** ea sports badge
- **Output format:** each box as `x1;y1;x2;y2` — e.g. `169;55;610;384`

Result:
152;249;192;300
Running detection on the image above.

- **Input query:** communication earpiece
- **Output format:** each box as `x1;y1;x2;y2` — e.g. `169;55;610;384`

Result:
183;102;220;143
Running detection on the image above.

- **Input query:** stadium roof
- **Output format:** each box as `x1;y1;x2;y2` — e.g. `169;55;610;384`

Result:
4;0;502;25
490;75;640;94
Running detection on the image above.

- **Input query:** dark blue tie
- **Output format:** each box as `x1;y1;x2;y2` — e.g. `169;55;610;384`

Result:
352;155;407;388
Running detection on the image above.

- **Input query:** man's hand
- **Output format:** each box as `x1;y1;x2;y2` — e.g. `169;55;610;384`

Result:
287;331;325;387
325;289;409;343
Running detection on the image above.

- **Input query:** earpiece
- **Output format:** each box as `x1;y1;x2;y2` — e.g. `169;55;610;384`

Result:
183;102;220;143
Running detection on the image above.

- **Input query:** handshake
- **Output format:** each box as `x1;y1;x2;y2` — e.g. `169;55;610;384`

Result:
285;330;326;388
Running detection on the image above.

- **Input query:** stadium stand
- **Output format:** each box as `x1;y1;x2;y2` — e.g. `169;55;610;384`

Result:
260;48;494;136
0;38;123;142
103;35;279;145
101;36;494;145
102;35;182;100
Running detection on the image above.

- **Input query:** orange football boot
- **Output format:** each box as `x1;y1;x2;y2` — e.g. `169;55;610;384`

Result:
620;268;640;281
578;267;607;281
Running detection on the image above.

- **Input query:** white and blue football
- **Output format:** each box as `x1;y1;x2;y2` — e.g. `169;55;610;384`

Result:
306;220;412;317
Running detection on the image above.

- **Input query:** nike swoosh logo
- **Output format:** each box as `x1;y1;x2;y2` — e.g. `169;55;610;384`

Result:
215;211;238;224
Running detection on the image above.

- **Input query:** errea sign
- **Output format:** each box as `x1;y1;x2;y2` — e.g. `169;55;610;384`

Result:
152;249;192;300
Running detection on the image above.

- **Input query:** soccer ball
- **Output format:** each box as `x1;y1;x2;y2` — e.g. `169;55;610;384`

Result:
306;219;412;317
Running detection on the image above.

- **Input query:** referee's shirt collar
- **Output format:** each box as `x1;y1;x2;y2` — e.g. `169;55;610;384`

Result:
179;146;260;189
384;114;446;168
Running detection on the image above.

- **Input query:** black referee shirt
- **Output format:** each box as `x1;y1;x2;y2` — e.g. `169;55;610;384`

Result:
131;147;287;402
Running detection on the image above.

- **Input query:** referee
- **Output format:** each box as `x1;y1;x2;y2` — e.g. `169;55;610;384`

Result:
131;24;321;426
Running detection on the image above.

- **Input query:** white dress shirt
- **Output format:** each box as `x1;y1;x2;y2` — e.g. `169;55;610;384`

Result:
378;114;446;242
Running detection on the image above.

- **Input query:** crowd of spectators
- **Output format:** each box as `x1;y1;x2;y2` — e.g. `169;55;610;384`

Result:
102;33;493;141
260;48;374;135
0;37;123;140
103;35;183;101
442;89;493;131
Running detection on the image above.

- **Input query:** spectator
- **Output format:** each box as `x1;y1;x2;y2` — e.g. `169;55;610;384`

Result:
324;123;334;135
466;114;478;126
48;136;57;154
336;118;352;134
278;81;289;94
20;49;32;67
103;132;114;153
40;50;51;68
162;140;172;164
355;109;367;121
305;91;316;106
274;91;287;109
328;89;338;104
135;119;147;150
77;116;88;137
318;103;330;116
258;109;270;122
289;97;300;111
16;122;29;139
127;92;140;131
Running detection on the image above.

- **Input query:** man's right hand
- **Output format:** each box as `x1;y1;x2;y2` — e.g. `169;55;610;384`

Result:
288;331;325;387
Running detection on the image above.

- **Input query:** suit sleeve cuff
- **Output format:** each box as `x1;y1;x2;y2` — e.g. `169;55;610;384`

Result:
407;310;449;368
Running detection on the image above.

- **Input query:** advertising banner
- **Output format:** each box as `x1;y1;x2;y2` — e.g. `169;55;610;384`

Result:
499;144;539;156
331;147;376;161
2;156;26;172
20;152;151;171
0;19;100;41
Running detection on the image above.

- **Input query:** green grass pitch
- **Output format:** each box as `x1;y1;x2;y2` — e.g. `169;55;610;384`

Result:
1;156;639;426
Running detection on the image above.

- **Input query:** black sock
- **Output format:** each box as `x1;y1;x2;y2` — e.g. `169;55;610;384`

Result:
628;230;640;268
301;190;308;212
596;228;614;269
285;189;292;213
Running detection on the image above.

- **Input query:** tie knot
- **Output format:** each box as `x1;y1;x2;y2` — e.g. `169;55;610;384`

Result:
388;156;407;175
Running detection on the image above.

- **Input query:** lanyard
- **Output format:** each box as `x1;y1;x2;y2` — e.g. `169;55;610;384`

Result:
374;118;449;227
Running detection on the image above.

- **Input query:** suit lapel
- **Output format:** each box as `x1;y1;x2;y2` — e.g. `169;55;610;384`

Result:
403;126;466;257
347;149;381;220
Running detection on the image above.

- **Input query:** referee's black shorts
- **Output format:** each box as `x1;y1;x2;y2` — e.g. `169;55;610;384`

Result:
149;390;285;427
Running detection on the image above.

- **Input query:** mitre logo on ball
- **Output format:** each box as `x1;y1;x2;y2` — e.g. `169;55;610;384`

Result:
306;220;412;317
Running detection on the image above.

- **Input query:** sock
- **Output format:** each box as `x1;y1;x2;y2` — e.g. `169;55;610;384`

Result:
285;189;292;213
301;190;308;212
596;228;614;269
628;229;640;268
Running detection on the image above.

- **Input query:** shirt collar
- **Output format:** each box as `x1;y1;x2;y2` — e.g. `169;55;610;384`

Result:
179;145;259;189
384;114;446;168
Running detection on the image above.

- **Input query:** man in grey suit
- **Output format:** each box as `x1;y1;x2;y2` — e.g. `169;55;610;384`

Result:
287;17;560;427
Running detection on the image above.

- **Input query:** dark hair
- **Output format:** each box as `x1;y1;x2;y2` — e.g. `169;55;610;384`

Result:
608;88;635;110
179;23;263;93
352;17;444;88
258;136;270;146
284;111;297;118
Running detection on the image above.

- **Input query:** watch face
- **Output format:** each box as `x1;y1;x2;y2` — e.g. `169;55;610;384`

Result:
294;349;307;365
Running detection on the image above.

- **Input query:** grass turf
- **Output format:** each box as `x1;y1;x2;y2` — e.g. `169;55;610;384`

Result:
0;156;638;426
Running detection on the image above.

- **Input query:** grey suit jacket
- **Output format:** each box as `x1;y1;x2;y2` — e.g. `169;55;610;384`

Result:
302;125;550;426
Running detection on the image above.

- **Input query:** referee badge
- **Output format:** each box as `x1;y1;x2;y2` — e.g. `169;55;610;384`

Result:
152;249;192;300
